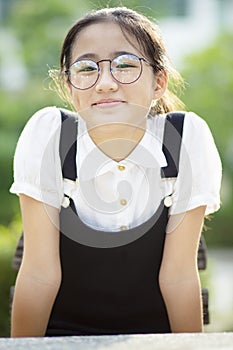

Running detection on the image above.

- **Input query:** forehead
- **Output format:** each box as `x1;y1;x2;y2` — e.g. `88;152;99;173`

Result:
71;21;142;61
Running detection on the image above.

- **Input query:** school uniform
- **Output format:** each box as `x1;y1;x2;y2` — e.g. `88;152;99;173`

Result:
10;107;222;335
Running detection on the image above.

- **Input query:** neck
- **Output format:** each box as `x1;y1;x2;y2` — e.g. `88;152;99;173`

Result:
88;122;146;162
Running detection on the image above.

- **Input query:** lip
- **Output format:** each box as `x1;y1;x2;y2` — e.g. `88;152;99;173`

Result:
92;99;126;108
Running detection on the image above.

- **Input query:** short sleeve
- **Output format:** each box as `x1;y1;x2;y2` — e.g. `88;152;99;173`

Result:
169;112;222;216
9;106;63;208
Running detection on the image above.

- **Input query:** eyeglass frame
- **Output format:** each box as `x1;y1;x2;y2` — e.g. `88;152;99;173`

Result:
65;53;154;90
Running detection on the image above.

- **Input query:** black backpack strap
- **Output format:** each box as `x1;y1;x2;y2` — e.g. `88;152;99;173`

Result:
161;112;185;178
59;109;78;181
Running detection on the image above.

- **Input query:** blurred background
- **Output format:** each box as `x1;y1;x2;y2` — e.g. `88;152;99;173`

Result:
0;0;232;337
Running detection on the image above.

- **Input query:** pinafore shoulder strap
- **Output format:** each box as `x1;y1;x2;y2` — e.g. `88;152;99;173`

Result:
161;112;185;178
59;110;185;181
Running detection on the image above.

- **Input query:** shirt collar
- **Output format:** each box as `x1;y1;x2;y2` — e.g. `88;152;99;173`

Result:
77;115;167;180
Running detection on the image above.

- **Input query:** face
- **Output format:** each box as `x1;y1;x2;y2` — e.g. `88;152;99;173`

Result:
68;21;167;133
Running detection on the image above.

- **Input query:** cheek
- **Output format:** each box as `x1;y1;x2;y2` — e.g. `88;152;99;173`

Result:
133;73;156;104
131;83;155;108
69;88;82;111
71;89;93;112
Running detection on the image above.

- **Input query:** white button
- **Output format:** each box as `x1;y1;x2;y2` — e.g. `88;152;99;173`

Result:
120;225;128;231
62;196;70;208
118;165;126;171
120;199;127;206
164;196;172;207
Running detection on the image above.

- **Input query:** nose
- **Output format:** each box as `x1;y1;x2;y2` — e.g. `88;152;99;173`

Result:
95;62;118;92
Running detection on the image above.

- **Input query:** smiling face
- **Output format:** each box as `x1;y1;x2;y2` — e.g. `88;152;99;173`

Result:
68;21;167;145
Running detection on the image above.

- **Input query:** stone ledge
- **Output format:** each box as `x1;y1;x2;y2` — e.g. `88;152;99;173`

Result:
0;333;232;350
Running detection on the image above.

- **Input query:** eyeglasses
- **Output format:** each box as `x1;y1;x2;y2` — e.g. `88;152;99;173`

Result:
65;53;152;90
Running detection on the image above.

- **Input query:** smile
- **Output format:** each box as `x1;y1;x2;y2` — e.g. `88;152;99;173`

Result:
92;99;126;108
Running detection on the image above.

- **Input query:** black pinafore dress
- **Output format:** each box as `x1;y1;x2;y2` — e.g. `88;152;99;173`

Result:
45;111;184;336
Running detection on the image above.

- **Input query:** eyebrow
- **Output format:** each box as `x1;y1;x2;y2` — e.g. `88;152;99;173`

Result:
73;51;137;62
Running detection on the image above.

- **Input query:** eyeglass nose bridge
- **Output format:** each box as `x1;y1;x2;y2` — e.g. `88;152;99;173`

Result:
95;58;115;83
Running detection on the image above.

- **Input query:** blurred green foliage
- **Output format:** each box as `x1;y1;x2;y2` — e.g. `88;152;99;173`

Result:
182;32;233;247
0;217;21;337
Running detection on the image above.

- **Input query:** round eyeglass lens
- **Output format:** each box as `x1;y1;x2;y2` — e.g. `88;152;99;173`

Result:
111;54;142;84
69;60;98;89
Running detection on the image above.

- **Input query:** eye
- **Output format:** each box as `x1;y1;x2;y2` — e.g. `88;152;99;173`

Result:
79;65;97;72
116;63;136;69
71;60;98;73
113;54;140;70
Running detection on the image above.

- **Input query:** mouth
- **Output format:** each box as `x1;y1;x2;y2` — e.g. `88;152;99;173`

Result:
92;99;126;108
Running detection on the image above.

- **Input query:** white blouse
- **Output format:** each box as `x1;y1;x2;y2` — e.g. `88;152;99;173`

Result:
10;106;222;232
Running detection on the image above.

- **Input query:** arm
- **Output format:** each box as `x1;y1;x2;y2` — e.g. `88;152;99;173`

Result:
11;194;61;337
159;206;206;333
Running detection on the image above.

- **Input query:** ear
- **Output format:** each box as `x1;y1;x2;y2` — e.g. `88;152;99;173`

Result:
153;70;168;99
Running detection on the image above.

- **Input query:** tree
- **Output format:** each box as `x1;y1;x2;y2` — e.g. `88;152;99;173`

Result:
181;32;233;246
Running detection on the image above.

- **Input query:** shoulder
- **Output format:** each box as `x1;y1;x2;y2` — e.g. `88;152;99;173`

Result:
159;110;217;148
22;106;62;133
151;110;215;140
184;112;213;136
13;106;64;172
16;106;63;151
11;107;65;208
149;111;210;142
165;110;209;131
182;111;219;154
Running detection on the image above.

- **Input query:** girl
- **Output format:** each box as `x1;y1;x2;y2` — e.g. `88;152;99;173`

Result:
10;7;222;336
